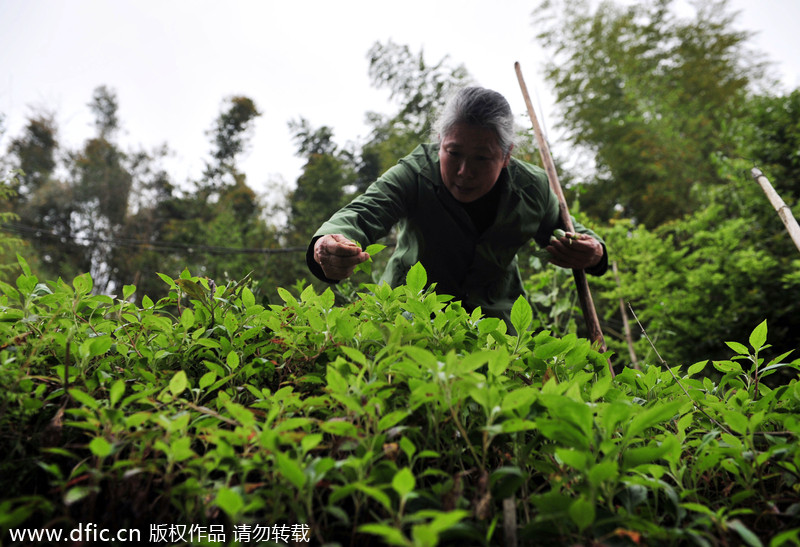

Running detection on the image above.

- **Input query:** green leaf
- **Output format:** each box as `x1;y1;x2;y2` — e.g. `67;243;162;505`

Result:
392;467;416;498
180;308;195;329
169;370;188;396
411;523;437;547
687;360;709;376
510;295;532;333
241;287;256;308
301;433;323;454
722;410;749;435
587;460;618;485
0;279;20;300
725;341;750;355
749;320;768;351
590;373;612;401
534;338;572;360
277;287;298;306
88;335;113;357
156;272;176;288
406;262;428;294
489;467;526;499
769;529;800;547
88;437;113;458
713;360;743;374
215;487;244;518
176;279;207;302
680;502;714;516
168;436;195;461
319;419;359;437
622;443;670;468
365;243;387;256
276;453;306;488
625;399;683;440
198;371;216;390
569;497;595;531
224;400;256;428
122;284;136;300
64;486;94;506
501;386;538;414
354;483;393;512
226;351;240;370
340;346;368;367
378;410;409;431
555;448;588;471
423;509;471;535
326;366;349;394
109;380;125;407
500;418;537;433
400;437;416;460
17;253;33;277
477;317;501;334
72;272;93;295
359;523;408;546
564;341;591;369
69;388;99;410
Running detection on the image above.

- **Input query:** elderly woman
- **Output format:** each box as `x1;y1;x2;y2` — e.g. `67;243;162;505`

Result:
306;86;607;326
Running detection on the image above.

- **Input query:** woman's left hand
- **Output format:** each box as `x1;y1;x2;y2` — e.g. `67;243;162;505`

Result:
546;232;604;270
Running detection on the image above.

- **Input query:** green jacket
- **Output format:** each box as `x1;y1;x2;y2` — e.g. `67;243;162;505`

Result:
307;144;607;324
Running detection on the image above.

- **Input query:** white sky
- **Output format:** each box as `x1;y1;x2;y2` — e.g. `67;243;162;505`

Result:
1;0;799;201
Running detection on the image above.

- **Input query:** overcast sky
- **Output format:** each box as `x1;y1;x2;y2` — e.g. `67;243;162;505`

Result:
1;0;798;199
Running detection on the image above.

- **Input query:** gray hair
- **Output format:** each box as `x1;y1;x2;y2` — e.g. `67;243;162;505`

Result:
432;86;516;154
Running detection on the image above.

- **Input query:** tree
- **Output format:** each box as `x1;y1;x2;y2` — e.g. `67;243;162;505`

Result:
4;113;87;282
739;90;800;201
284;118;354;240
358;40;472;191
138;95;279;300
89;85;120;141
200;96;261;199
534;0;766;226
7;113;57;197
0;171;27;279
65;86;133;292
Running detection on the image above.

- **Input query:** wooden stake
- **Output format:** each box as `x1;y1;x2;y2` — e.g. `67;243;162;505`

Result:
751;167;800;254
514;62;612;375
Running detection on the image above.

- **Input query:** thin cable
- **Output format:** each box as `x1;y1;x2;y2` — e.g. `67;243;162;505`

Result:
1;222;307;255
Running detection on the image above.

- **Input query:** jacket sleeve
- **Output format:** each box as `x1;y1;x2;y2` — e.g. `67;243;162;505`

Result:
306;160;417;282
533;184;609;277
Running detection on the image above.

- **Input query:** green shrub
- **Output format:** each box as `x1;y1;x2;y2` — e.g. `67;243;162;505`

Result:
1;255;799;546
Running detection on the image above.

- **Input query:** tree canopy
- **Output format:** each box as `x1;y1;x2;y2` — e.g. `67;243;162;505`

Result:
536;0;766;226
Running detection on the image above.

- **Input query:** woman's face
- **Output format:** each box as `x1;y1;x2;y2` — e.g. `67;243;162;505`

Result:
439;123;511;203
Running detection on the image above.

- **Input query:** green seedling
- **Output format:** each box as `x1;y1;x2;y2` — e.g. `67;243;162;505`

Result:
1;257;797;547
352;241;387;276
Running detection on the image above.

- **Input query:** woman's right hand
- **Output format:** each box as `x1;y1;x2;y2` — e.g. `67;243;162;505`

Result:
313;234;370;280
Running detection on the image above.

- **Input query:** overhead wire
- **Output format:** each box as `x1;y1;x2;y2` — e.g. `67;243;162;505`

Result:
1;221;307;255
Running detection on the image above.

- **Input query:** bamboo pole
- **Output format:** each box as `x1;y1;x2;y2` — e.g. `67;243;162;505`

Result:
514;62;612;375
751;167;800;254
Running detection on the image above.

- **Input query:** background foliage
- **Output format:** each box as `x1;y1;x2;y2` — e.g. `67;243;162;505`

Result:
2;1;800;541
1;257;798;546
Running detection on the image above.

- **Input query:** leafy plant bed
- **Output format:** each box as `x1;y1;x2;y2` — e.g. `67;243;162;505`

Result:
1;255;799;546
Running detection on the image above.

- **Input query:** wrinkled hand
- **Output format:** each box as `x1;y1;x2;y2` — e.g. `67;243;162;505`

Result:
313;234;370;281
546;232;603;270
